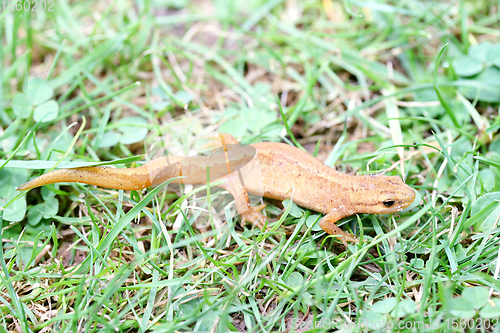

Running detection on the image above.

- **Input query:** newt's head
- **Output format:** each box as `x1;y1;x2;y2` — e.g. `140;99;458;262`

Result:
349;175;416;215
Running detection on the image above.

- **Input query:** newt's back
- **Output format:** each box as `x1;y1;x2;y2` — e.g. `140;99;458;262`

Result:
241;142;348;214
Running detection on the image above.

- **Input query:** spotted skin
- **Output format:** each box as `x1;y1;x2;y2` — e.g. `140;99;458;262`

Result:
17;137;415;244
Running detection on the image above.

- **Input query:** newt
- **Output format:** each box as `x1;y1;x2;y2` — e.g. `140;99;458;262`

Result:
17;135;416;244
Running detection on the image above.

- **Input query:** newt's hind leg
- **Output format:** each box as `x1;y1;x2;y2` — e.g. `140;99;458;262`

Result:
218;133;239;146
207;133;266;225
217;172;267;228
203;133;240;150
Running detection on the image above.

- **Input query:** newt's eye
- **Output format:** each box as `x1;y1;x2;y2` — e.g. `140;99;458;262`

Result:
383;200;395;207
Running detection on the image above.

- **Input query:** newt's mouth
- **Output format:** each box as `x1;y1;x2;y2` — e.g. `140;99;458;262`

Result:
396;186;416;211
375;182;416;214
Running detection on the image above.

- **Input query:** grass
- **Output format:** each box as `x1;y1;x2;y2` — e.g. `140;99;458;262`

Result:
1;0;500;332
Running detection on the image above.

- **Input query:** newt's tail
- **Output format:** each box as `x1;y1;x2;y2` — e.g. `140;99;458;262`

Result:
16;165;153;191
17;144;257;191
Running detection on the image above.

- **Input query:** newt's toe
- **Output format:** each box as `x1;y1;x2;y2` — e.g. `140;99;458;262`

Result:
240;204;267;228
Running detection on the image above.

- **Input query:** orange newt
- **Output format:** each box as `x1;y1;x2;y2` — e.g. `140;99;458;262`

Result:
17;135;415;244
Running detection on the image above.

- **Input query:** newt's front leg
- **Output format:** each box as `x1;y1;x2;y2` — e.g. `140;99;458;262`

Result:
319;210;359;246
